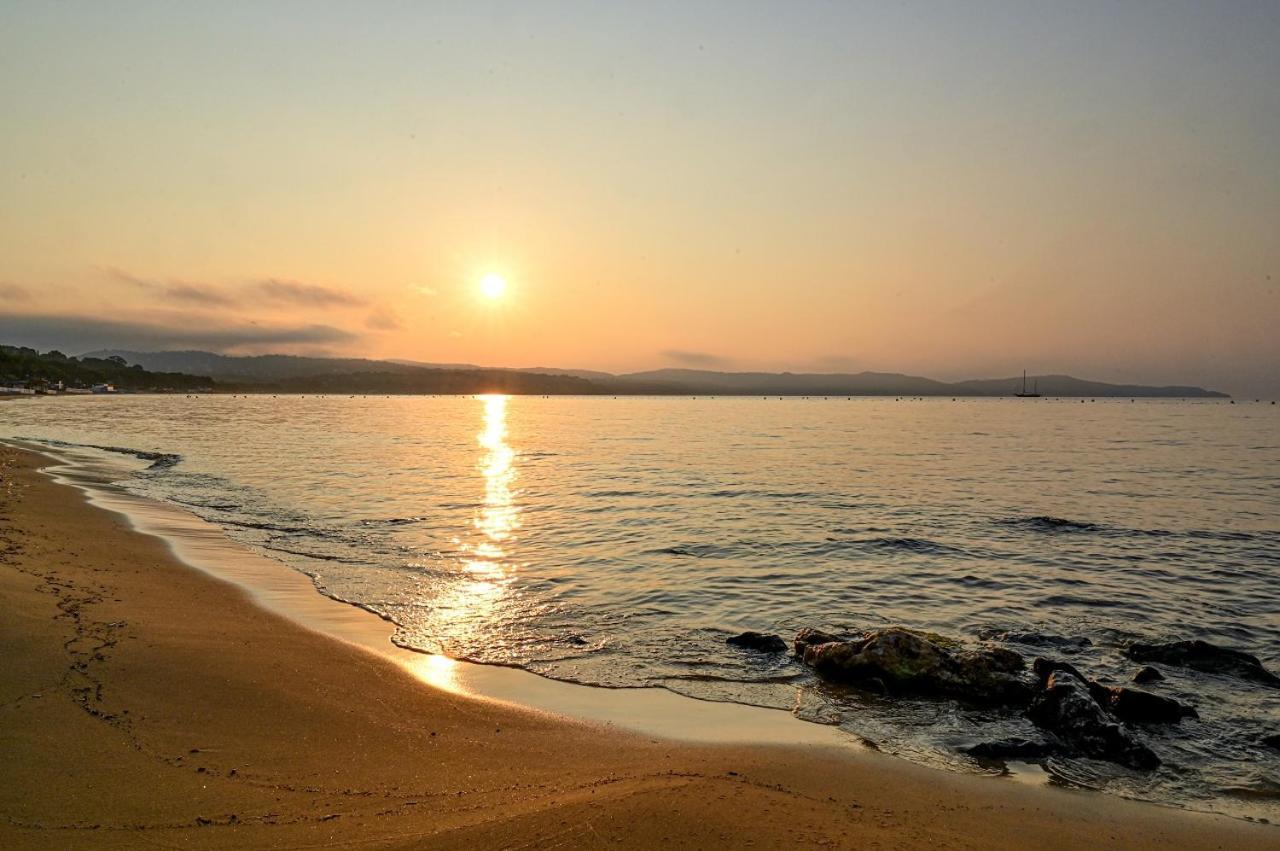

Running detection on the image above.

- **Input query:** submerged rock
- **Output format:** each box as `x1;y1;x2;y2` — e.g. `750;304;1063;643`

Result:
1027;669;1161;770
796;627;1031;705
1088;684;1197;724
1125;640;1280;687
965;737;1063;761
1133;666;1164;684
981;630;1092;652
726;631;787;653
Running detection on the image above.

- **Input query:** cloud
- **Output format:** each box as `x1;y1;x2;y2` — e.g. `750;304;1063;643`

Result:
0;312;359;355
415;285;439;297
0;283;30;301
256;278;366;308
661;349;732;368
365;307;401;331
103;267;236;307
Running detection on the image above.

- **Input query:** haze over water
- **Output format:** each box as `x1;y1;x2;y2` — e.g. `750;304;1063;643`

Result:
5;394;1278;817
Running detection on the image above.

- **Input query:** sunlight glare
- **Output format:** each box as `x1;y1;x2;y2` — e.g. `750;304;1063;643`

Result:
479;273;507;300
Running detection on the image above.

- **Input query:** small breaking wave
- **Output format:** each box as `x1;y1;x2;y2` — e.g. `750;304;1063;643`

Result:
26;437;182;471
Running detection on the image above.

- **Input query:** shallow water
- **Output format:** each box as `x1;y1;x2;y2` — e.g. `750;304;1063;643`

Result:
4;394;1278;818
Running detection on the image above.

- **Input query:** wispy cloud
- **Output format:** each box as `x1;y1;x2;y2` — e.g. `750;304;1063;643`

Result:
365;307;401;331
415;285;439;297
256;278;366;308
661;349;732;368
0;312;359;355
103;267;236;307
0;283;30;301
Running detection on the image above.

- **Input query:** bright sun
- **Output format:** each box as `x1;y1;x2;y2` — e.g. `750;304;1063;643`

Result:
479;272;507;300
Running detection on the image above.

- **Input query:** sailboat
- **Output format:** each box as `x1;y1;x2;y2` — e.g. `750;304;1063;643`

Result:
1015;370;1041;398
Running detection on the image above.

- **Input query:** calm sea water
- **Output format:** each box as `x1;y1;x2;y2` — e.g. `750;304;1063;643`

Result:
5;395;1278;817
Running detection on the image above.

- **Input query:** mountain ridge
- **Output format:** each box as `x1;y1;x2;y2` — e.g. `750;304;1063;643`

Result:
83;349;1229;397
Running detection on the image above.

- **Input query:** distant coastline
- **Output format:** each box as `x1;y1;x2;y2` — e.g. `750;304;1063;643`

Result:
62;347;1229;398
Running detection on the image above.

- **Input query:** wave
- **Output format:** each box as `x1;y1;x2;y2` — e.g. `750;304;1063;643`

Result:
27;437;182;470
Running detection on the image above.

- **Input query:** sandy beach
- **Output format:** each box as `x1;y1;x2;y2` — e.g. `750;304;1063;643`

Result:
0;444;1274;849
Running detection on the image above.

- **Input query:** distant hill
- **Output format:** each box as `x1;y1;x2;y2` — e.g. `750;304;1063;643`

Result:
611;369;962;396
2;345;211;390
86;350;428;382
83;349;1228;397
952;374;1229;398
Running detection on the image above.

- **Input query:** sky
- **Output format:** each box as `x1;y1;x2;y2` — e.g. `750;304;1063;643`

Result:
1;1;1277;395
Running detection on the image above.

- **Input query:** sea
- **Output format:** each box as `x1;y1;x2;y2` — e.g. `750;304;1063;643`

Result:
4;394;1277;819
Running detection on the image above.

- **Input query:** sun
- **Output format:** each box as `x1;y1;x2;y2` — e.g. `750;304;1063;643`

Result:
479;272;507;300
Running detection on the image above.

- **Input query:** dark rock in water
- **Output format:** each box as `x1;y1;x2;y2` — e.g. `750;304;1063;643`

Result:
981;630;1092;651
1035;658;1193;724
1027;669;1160;770
794;627;843;656
1032;657;1088;687
1088;683;1197;724
965;737;1062;761
1262;733;1280;751
726;631;787;653
798;627;1031;705
1125;640;1280;687
1133;666;1164;684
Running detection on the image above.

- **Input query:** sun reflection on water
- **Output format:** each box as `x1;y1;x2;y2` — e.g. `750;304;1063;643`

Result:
431;395;520;647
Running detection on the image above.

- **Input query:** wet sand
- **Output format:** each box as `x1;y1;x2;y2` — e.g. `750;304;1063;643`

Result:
0;445;1273;849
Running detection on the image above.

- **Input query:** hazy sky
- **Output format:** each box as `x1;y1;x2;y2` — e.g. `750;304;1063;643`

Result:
2;2;1277;394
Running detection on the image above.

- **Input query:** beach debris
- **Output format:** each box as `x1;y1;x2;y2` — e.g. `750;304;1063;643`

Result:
794;627;1032;705
1027;668;1161;770
726;631;787;653
964;737;1063;761
1125;640;1280;687
1132;666;1164;684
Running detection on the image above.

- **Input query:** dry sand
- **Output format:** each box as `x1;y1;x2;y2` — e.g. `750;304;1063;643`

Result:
0;445;1274;849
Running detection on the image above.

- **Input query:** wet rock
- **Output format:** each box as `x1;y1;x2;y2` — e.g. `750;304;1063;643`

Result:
965;737;1063;761
1262;733;1280;751
798;627;1031;705
726;631;787;653
1027;669;1160;770
981;630;1092;651
1133;666;1164;684
1087;684;1197;724
1125;640;1280;687
1032;657;1088;686
793;627;842;656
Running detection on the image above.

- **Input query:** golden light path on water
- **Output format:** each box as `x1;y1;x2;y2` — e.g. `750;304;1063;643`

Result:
416;395;518;692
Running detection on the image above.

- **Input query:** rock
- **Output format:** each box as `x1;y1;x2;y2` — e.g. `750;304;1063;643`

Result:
1125;640;1280;687
798;627;1031;705
1027;670;1160;770
981;630;1092;651
726;631;787;653
1133;666;1163;684
1032;657;1088;687
1262;733;1280;751
965;738;1062;761
793;627;842;656
1087;683;1197;724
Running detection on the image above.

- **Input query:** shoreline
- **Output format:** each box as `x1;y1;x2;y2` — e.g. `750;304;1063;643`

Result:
1;444;1275;847
25;438;860;749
